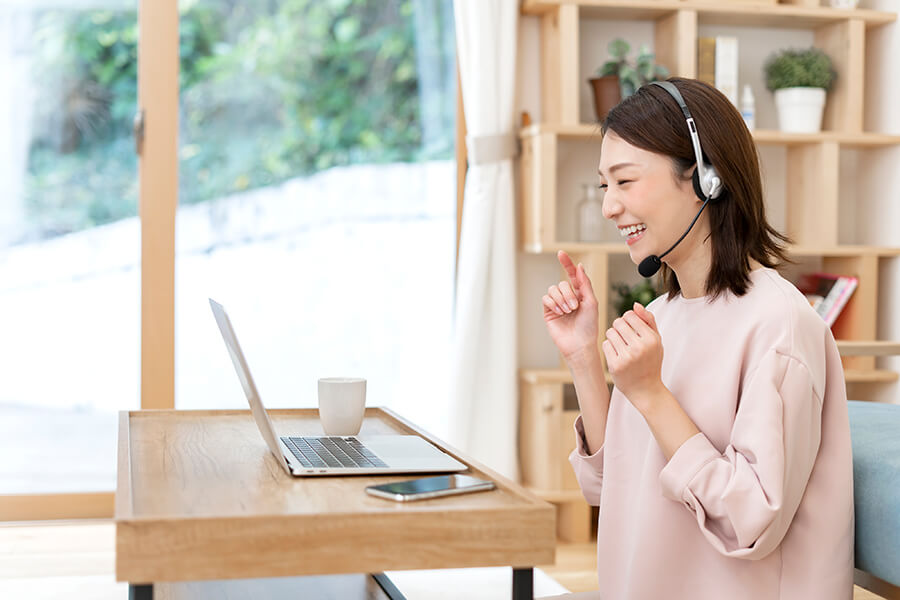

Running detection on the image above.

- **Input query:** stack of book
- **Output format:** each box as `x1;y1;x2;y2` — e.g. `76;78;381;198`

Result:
797;272;859;328
698;36;738;106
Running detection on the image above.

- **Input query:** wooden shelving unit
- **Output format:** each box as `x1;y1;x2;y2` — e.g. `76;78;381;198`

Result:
517;0;900;542
522;0;896;28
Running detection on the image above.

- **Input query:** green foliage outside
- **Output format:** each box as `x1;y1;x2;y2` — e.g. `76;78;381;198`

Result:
25;0;453;238
764;47;836;92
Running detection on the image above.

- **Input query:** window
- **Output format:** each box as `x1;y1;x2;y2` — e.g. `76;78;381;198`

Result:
0;0;457;499
174;0;458;439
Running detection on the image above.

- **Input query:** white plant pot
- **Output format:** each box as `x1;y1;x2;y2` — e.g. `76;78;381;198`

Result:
774;87;826;134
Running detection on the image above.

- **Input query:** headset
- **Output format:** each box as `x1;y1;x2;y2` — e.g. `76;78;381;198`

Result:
637;80;724;278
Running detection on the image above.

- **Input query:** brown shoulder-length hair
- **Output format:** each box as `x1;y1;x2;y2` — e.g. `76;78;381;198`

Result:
601;77;792;301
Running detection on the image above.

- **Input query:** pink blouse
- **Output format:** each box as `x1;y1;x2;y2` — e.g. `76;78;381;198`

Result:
570;267;854;599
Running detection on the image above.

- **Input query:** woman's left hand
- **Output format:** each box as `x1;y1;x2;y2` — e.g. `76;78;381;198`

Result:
602;302;665;411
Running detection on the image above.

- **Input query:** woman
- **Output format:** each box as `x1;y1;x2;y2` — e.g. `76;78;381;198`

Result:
542;78;854;599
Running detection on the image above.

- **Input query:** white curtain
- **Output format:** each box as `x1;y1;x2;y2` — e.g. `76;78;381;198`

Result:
450;0;519;480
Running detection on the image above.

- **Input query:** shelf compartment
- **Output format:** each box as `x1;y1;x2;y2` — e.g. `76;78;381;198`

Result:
520;372;581;492
533;3;700;125
522;0;896;29
519;124;900;252
519;374;595;543
528;1;881;131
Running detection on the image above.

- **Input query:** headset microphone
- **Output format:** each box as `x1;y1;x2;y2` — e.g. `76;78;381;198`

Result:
635;81;723;279
637;195;711;277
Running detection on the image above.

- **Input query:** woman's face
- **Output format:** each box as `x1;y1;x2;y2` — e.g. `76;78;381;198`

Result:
598;131;706;268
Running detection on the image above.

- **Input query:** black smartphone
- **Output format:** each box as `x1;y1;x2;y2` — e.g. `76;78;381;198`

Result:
365;474;495;502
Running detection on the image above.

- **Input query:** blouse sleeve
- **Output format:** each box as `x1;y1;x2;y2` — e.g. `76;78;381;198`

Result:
568;414;605;506
658;349;823;560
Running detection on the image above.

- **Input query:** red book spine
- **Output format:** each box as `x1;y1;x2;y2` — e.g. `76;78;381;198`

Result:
824;277;858;327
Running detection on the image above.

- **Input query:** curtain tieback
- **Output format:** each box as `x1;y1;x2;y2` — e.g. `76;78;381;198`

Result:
466;132;518;165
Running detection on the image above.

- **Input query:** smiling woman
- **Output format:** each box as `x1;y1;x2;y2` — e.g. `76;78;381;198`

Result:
542;78;856;600
600;78;792;298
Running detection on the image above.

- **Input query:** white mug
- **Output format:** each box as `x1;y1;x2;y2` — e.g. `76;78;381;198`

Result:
317;377;367;436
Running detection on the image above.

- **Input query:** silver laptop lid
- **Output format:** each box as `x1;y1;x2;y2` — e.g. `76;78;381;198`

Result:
209;299;291;474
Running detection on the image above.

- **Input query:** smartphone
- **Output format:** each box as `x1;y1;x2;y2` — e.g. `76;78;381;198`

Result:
365;474;495;502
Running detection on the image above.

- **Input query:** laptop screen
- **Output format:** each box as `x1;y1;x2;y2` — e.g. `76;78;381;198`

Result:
209;299;291;474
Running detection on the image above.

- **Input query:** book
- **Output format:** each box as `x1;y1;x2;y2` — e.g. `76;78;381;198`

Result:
698;38;716;87
714;36;738;106
697;36;739;106
796;272;859;328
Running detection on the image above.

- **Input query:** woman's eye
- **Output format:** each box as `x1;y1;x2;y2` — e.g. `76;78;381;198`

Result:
618;180;632;186
597;184;608;190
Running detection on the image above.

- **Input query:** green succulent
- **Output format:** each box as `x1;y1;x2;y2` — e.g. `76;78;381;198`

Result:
596;39;669;98
764;47;836;91
597;38;630;77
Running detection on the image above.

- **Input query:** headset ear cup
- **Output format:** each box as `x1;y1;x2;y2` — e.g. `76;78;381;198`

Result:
704;165;723;200
691;166;706;200
692;163;723;201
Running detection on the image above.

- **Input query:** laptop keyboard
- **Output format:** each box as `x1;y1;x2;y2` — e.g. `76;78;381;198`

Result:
281;436;389;469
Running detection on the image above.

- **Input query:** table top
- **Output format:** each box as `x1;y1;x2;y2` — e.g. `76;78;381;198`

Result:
115;407;555;584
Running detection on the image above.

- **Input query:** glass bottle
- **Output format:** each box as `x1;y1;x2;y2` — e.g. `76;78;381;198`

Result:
578;183;606;243
741;84;756;131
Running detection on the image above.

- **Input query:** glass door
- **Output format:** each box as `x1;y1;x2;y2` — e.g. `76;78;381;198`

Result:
0;0;179;519
0;0;458;519
0;2;140;503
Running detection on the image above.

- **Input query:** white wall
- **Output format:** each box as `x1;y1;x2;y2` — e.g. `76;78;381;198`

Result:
515;2;900;403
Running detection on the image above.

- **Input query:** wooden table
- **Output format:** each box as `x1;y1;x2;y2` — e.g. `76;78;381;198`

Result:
115;407;556;599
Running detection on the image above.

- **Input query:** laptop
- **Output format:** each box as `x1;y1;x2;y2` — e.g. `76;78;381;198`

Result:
209;299;468;477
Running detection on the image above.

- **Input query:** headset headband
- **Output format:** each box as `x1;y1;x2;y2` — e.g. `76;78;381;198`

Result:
649;81;719;200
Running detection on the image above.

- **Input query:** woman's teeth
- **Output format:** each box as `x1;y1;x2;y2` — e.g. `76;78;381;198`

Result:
619;223;647;238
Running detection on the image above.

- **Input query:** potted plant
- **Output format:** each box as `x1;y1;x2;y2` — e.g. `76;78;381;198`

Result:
589;39;669;122
612;280;661;317
764;47;836;134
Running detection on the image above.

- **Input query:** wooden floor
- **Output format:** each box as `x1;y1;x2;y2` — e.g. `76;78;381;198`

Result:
0;521;889;599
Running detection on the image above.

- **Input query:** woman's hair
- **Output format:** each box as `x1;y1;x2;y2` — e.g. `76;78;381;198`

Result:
601;77;792;301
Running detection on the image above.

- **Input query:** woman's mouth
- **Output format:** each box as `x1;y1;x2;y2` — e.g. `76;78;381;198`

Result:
619;223;646;246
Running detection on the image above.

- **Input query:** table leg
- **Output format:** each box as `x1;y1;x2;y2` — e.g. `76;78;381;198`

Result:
129;584;153;600
372;573;407;600
512;567;533;600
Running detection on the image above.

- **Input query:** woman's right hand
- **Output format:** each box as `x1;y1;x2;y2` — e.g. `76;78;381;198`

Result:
542;250;600;363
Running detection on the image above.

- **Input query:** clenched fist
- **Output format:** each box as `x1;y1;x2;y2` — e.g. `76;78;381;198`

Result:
602;302;665;407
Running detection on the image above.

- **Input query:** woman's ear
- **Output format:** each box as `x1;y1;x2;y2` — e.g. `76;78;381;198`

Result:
679;163;705;204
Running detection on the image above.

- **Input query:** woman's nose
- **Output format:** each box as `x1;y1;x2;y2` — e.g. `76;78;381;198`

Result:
602;189;622;221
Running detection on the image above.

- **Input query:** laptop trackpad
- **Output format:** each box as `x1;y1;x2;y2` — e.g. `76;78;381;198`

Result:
360;436;465;470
